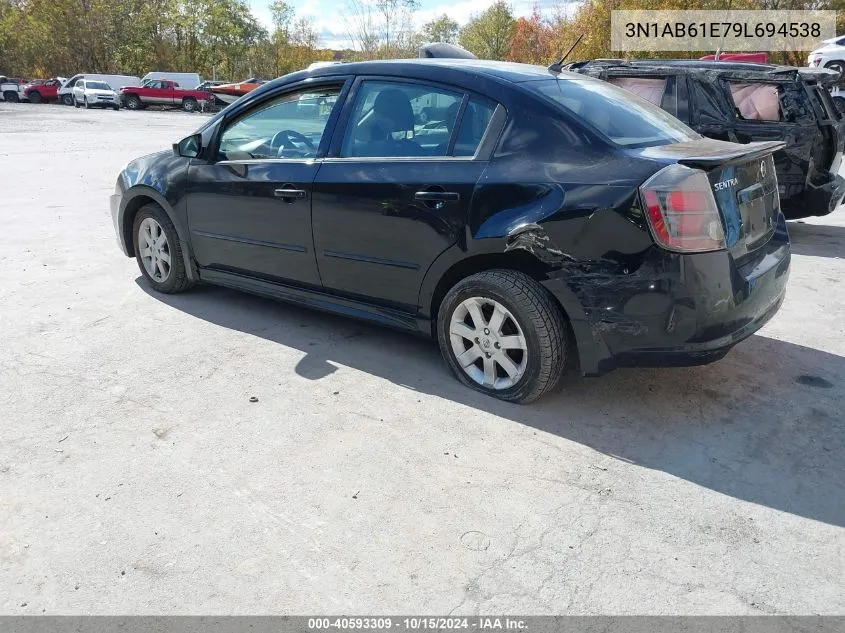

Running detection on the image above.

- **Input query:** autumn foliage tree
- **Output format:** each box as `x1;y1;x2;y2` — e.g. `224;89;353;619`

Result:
507;9;554;65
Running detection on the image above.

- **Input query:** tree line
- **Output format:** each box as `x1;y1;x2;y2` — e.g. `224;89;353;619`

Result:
2;0;844;81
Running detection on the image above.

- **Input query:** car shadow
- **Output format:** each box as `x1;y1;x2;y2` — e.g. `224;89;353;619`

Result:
787;221;845;258
137;278;845;528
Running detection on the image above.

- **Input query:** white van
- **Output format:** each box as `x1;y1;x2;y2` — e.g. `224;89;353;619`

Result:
141;72;201;89
58;74;141;105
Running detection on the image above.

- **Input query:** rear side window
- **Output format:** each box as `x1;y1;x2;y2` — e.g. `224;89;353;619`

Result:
527;78;698;148
608;77;666;106
728;82;782;121
453;97;496;157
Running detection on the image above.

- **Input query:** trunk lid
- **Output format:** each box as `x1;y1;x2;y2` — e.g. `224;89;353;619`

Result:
635;138;784;258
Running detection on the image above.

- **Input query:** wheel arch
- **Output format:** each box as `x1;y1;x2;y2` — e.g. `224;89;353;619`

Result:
421;247;601;375
120;187;198;281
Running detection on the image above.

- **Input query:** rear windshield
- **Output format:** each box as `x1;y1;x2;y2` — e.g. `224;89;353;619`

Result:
527;78;699;148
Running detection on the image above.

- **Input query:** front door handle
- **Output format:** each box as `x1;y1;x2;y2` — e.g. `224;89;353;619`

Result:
414;191;460;202
274;187;307;201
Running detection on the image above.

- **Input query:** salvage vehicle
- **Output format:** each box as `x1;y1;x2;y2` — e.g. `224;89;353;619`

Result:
568;59;845;219
23;77;67;103
808;36;845;76
210;77;266;104
59;73;141;105
120;79;213;112
111;59;790;403
72;79;120;109
0;76;24;102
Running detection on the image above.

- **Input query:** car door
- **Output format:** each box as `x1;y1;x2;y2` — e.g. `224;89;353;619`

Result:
186;81;348;287
311;78;498;312
144;80;167;104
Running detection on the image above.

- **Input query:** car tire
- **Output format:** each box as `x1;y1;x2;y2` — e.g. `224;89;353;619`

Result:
74;98;80;108
28;91;42;104
182;97;197;112
437;269;568;403
84;97;90;109
833;96;845;115
825;61;845;78
132;204;194;294
62;94;74;106
3;91;19;103
125;95;142;110
113;104;120;111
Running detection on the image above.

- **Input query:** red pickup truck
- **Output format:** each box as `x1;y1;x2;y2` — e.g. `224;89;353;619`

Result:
120;79;213;112
24;78;65;103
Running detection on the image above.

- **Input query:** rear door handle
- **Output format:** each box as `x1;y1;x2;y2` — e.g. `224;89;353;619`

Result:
274;188;307;200
414;191;460;202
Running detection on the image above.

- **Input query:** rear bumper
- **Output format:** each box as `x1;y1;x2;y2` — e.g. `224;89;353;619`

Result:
543;213;791;376
780;170;845;218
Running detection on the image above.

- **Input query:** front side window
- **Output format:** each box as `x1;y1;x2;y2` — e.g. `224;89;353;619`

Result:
341;81;464;158
218;86;341;161
528;78;698;148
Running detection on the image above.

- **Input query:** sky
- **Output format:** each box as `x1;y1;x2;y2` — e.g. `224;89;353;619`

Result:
247;0;571;49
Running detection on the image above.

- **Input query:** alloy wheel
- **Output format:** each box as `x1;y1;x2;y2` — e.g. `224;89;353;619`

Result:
138;217;171;283
449;297;528;390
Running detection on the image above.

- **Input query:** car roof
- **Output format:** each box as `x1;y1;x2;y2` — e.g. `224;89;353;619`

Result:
301;58;578;84
568;59;840;83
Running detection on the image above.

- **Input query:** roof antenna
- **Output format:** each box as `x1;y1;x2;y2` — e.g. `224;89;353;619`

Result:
549;34;584;73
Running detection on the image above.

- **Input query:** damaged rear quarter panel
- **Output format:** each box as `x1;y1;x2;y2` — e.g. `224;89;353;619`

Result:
461;149;687;374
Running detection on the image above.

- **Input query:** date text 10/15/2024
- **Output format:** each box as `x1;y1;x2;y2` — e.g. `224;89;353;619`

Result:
307;617;527;630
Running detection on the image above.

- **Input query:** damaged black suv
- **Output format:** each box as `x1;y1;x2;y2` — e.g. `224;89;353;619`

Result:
568;59;845;219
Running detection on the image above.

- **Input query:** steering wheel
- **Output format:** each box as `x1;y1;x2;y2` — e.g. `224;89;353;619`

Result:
271;129;315;156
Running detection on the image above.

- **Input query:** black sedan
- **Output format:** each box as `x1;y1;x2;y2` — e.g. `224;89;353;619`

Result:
111;59;790;403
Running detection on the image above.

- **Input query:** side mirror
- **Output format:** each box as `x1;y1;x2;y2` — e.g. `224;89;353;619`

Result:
174;133;201;158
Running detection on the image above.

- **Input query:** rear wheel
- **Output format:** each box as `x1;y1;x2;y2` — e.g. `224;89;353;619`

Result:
182;97;198;112
825;60;845;79
833;96;845;116
28;91;42;104
3;91;19;103
132;204;194;294
62;94;74;106
437;270;568;403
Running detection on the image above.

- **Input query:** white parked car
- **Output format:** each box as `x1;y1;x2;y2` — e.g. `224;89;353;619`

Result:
72;79;120;110
141;72;201;89
58;73;141;105
808;36;845;76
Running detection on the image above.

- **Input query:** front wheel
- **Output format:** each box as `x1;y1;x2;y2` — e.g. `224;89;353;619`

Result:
132;204;194;294
83;96;90;109
28;91;42;104
74;99;80;108
3;91;19;103
437;270;568;403
125;95;142;110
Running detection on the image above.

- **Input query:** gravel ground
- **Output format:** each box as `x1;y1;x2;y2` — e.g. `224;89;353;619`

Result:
1;103;843;615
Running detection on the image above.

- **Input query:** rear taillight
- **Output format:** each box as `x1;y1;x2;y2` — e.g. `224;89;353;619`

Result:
640;163;726;253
